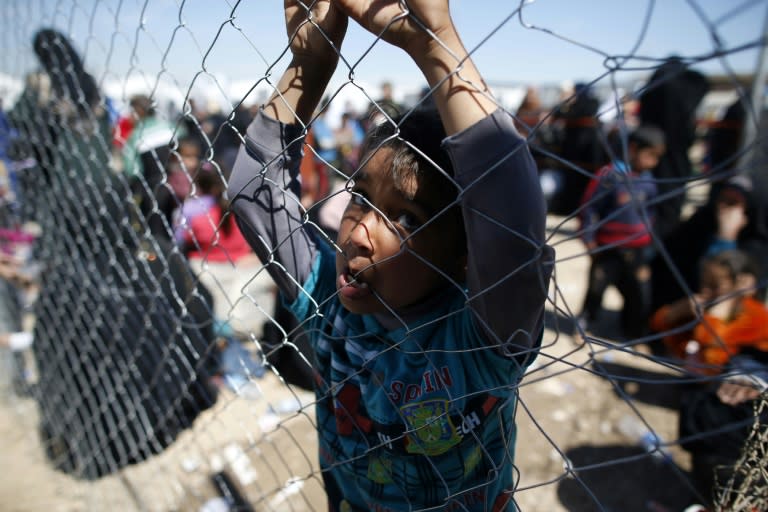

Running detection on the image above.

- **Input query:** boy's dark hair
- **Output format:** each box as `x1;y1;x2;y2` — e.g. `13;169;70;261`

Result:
705;249;761;283
194;160;235;235
177;135;203;159
360;107;454;197
130;94;156;117
193;160;223;196
629;124;666;151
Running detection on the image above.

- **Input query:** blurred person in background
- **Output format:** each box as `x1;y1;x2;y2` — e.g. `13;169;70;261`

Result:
334;111;364;174
639;56;709;239
548;82;608;216
6;73;53;170
649;249;768;375
209;103;253;179
121;93;180;177
9;27;219;479
515;85;559;174
650;174;768;315
8;29;112;191
364;80;402;130
124;95;191;239
652;249;768;507
515;85;546;137
704;92;747;178
579;125;665;338
0;250;37;397
177;158;276;341
677;353;767;508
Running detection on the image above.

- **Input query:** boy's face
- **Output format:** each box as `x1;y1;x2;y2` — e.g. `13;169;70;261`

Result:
700;259;757;301
699;261;735;302
335;148;464;315
630;145;663;172
177;142;200;173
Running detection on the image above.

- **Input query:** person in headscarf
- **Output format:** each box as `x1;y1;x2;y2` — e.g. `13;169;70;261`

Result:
9;28;113;195
32;28;100;115
13;28;219;479
705;93;747;177
639;56;710;239
549;82;608;216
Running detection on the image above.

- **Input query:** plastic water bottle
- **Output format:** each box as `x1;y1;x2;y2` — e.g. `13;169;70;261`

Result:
617;414;671;463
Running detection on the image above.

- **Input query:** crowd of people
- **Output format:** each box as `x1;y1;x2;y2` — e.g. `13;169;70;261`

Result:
530;72;768;507
508;57;767;507
0;12;766;509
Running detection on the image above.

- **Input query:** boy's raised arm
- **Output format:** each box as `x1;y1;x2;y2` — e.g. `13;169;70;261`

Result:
263;0;347;126
228;1;347;301
335;0;553;350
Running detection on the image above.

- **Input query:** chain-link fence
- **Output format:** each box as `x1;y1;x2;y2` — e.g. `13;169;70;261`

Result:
1;1;767;511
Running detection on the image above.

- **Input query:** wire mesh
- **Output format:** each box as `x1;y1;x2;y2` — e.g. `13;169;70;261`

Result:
0;1;767;511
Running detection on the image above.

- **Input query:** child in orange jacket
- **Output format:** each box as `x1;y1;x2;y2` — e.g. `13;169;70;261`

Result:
650;249;768;374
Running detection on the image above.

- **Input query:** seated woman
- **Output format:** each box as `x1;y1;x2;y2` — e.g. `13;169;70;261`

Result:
177;161;276;340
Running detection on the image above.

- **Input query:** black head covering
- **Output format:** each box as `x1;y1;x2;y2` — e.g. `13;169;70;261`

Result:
33;28;100;112
639;56;710;151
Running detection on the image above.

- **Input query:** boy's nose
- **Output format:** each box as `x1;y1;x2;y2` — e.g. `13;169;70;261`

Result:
348;212;376;255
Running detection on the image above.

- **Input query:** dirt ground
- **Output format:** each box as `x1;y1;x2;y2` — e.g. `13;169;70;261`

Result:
0;214;707;512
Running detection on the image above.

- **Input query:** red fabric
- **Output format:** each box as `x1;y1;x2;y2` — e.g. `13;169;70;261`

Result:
112;116;134;150
580;169;602;208
594;221;653;248
185;205;253;263
580;165;655;249
299;129;330;203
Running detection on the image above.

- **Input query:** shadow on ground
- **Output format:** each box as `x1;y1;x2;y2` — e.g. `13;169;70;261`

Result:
544;308;625;341
590;360;691;411
556;444;702;511
545;307;697;411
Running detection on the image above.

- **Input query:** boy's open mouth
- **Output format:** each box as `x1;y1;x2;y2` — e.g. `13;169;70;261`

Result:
338;267;372;300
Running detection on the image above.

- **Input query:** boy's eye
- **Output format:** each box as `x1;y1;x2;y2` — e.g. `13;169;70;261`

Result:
350;192;368;207
394;212;421;231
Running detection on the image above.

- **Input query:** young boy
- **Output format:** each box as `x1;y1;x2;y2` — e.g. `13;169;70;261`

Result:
579;125;665;338
650;249;768;374
228;1;554;509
